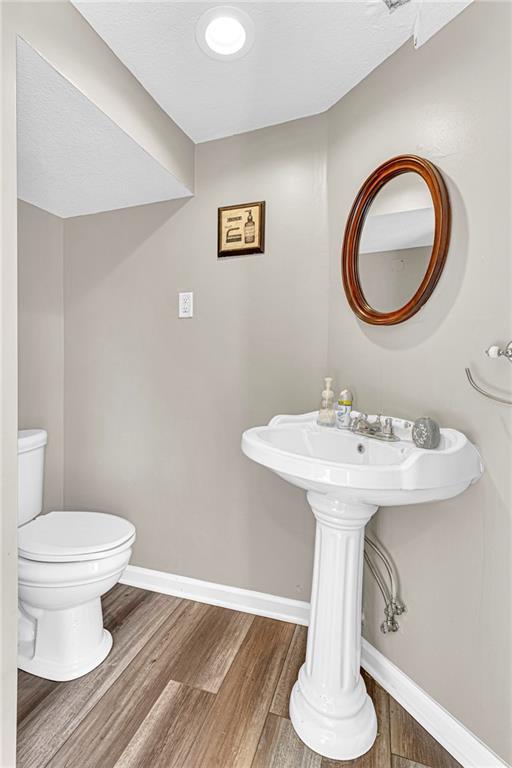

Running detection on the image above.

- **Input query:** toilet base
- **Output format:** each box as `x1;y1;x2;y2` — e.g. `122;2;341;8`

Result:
18;628;112;681
18;596;114;681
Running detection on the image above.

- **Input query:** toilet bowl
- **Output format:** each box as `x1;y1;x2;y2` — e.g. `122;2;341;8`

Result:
17;430;136;681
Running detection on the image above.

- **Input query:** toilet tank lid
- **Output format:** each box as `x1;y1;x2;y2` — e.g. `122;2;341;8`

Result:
18;429;48;454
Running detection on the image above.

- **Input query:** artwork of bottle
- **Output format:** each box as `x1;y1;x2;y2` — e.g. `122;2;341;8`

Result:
244;210;255;244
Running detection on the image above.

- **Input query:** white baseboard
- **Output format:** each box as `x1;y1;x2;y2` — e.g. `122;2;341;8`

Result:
120;564;509;768
120;564;310;626
361;640;509;768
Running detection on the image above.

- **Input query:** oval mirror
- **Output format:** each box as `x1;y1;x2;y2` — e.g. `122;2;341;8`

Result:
342;155;450;325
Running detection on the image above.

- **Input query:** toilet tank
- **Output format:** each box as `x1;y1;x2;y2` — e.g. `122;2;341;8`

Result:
18;429;47;526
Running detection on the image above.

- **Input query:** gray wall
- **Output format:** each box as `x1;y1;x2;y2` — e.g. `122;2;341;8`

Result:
326;2;511;760
62;116;328;600
18;200;64;513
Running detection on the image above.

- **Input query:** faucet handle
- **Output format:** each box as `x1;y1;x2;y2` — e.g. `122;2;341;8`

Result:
382;417;394;437
355;413;372;433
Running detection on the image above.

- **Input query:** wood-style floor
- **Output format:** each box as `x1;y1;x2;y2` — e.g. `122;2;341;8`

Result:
17;585;462;768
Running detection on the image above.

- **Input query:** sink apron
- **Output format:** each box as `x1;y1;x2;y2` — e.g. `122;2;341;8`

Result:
290;491;378;760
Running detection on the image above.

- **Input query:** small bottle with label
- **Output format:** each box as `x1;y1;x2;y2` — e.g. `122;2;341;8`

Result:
335;388;353;429
317;377;336;427
244;210;255;243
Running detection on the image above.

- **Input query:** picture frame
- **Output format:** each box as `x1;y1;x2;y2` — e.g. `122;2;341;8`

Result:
218;201;265;257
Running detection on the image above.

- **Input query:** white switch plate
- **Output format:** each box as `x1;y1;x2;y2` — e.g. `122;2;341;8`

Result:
178;291;193;318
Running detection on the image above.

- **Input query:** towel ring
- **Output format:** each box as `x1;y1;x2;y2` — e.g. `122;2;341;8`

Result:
465;367;512;406
466;340;512;405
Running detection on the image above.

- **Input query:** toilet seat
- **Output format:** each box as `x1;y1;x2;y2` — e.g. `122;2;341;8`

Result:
18;511;136;563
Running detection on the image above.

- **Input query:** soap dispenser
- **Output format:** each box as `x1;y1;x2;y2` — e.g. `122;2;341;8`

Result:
317;377;336;427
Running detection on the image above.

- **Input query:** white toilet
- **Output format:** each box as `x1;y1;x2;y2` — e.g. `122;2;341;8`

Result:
17;429;136;681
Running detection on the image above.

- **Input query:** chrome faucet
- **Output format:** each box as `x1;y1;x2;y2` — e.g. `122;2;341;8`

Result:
350;413;399;442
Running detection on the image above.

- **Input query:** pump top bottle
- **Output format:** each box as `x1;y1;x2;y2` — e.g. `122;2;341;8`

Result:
244;210;255;244
317;377;336;427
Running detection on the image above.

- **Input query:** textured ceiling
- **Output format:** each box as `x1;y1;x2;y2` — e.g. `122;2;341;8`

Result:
17;39;191;218
73;1;471;143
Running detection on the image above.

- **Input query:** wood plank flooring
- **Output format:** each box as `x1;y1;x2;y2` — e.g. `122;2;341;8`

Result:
17;585;462;768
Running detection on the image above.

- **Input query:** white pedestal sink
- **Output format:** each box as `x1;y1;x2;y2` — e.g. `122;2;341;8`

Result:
242;411;482;760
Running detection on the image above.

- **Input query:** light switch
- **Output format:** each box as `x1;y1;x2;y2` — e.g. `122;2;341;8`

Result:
178;291;194;318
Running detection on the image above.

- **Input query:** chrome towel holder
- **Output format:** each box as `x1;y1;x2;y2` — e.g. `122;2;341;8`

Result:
466;340;512;406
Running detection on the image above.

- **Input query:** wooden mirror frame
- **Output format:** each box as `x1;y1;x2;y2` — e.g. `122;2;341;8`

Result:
342;155;451;325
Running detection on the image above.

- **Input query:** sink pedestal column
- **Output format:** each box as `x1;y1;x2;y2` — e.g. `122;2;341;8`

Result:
290;492;378;760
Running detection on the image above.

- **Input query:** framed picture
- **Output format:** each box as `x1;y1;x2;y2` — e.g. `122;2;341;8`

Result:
218;201;265;257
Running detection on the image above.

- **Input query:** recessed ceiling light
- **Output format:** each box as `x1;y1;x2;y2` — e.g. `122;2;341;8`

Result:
206;16;245;55
196;7;254;61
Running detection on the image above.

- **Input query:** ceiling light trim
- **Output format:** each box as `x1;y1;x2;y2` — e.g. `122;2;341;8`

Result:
196;6;254;61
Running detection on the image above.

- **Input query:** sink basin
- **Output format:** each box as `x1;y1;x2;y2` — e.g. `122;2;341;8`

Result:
241;411;482;760
242;411;482;506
